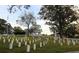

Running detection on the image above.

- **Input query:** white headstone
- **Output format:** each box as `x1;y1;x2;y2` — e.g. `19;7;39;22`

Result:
27;45;30;52
33;43;36;50
8;39;10;42
32;40;35;43
25;41;27;46
43;41;46;46
40;42;42;47
3;39;5;44
72;40;76;46
9;43;13;49
18;42;21;47
11;40;14;44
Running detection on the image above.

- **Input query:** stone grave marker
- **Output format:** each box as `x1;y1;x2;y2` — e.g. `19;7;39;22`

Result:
32;40;35;43
18;42;21;47
25;41;27;46
3;38;6;44
8;39;10;43
9;43;13;49
60;42;63;46
43;41;46;46
40;42;42;47
72;40;76;46
33;43;36;50
26;44;30;52
67;39;71;46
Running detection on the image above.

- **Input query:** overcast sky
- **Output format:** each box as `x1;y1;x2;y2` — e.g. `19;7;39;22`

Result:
0;5;52;35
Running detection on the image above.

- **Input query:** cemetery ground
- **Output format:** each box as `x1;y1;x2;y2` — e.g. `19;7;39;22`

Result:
0;35;79;53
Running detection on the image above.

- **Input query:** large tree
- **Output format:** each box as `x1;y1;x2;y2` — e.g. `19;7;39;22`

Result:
16;12;36;36
39;5;79;38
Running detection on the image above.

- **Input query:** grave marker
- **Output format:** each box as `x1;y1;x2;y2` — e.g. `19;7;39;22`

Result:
72;40;76;46
8;39;10;42
18;42;21;47
3;39;5;44
9;43;13;49
25;41;27;46
40;42;42;47
27;45;30;52
67;39;71;46
43;41;46;46
33;43;36;50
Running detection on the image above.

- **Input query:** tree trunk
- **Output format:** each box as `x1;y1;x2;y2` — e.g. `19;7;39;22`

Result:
27;24;30;37
59;18;63;39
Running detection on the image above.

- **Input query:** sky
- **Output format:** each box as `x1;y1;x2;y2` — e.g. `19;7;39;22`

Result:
0;5;52;35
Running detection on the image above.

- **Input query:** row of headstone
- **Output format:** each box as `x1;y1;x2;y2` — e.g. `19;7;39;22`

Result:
0;36;49;52
67;39;71;46
53;37;79;46
26;40;48;52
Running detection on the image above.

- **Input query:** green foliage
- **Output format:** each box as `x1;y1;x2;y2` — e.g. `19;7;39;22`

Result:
13;27;25;35
0;18;13;34
8;5;30;13
0;18;7;33
39;5;79;38
16;12;39;36
29;23;42;35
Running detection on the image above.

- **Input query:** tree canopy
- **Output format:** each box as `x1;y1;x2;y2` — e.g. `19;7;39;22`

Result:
16;12;36;36
13;26;25;35
8;5;30;13
0;18;13;34
39;5;79;38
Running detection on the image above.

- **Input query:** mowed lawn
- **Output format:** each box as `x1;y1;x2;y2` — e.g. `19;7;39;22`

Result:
0;35;79;53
